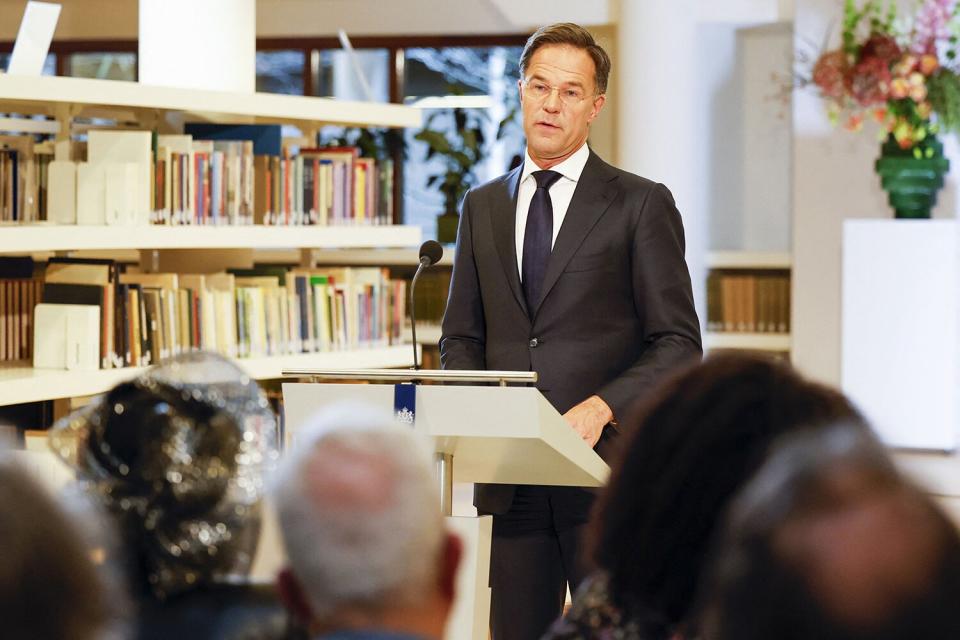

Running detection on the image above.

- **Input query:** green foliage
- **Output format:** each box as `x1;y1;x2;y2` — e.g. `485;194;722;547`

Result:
414;102;489;216
842;0;895;57
928;69;960;135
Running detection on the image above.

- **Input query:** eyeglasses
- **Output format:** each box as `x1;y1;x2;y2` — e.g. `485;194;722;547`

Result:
523;78;597;106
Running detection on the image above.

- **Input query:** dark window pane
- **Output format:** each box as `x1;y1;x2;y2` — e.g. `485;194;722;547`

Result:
256;50;305;95
0;53;56;76
403;46;523;241
67;52;136;80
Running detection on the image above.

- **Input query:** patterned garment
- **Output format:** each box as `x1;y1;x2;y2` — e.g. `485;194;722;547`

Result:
542;571;680;640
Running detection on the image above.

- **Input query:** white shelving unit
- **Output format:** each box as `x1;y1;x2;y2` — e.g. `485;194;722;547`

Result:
309;247;455;267
0;75;424;407
0;75;421;129
705;250;793;355
704;332;791;352
0;346;416;407
0;225;422;253
707;250;792;269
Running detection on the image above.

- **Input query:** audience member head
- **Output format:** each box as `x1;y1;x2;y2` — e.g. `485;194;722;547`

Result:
0;457;114;639
589;354;864;635
700;425;960;640
50;351;280;600
271;404;461;639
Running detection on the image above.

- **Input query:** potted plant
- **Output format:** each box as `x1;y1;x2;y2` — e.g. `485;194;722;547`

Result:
809;0;960;218
414;104;489;243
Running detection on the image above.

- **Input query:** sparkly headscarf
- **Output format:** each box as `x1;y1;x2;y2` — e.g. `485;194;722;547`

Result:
50;352;280;600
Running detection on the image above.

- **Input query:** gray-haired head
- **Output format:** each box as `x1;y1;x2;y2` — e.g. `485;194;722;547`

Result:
271;403;443;623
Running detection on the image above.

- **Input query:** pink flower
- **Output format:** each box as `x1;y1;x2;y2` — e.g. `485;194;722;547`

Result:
861;35;902;64
813;50;848;99
911;0;958;55
849;56;891;106
845;112;865;131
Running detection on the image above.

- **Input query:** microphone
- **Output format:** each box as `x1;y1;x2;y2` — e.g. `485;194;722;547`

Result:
409;240;444;370
418;240;443;267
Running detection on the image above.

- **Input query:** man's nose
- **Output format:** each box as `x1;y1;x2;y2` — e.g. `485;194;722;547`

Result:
543;88;562;112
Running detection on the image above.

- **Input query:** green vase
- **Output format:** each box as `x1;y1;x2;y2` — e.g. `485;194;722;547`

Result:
875;134;950;219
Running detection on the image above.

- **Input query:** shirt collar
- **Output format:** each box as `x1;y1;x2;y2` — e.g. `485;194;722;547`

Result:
520;143;590;185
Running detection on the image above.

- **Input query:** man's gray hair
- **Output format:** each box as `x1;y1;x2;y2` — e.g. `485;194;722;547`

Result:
271;403;443;621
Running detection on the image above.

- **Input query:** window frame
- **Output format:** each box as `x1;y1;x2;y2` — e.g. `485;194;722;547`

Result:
0;34;531;224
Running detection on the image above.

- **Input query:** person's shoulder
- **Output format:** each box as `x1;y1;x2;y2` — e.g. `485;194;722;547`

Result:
589;152;662;196
470;166;521;198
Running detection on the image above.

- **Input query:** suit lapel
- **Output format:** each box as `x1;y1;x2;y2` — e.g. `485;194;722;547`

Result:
490;165;528;316
531;152;618;318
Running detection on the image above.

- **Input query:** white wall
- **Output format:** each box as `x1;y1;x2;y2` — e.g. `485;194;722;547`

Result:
741;23;793;251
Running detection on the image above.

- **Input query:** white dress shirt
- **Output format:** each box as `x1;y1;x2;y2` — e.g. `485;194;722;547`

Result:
515;143;590;278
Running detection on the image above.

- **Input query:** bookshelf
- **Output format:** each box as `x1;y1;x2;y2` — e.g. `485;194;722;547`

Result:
0;346;416;407
0;225;422;253
0;75;420;129
707;251;792;269
703;332;792;352
0;74;424;409
705;250;792;355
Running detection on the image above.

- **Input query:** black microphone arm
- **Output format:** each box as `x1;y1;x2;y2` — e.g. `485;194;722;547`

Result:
409;240;444;370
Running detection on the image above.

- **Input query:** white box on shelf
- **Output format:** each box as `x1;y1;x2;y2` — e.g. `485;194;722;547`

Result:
33;303;100;371
842;220;960;450
104;162;138;225
47;160;76;224
76;162;105;225
87;130;151;222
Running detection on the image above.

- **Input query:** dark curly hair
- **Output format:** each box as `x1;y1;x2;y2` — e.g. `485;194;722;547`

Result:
588;354;864;635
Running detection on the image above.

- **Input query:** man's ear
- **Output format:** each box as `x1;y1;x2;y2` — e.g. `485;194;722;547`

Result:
277;567;314;625
439;532;464;602
588;93;606;123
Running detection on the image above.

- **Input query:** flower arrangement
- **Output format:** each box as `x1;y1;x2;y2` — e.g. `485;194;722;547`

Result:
812;0;960;155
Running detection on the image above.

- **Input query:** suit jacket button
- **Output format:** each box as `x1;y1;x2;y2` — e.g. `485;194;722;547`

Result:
529;338;539;348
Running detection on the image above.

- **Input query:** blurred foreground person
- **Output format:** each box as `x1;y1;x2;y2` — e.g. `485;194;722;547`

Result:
50;352;296;640
545;354;864;640
700;425;960;640
0;457;115;640
271;404;462;640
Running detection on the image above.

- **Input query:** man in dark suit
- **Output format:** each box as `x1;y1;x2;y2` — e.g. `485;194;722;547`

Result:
440;23;702;640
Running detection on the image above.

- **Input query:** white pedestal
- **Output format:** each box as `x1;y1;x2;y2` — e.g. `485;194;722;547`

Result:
842;220;960;450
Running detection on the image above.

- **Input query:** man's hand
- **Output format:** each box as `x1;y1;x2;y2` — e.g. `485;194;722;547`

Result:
562;395;613;448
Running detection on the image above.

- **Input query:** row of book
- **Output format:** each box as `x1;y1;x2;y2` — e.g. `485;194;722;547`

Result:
31;258;407;369
0;278;44;362
0;130;393;227
706;271;791;334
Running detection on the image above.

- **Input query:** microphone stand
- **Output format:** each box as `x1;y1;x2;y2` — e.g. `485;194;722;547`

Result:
409;257;429;371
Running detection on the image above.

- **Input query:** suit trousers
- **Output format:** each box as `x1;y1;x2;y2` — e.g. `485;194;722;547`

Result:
489;485;595;640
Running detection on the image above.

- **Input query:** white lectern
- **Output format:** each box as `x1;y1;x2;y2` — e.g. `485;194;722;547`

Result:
281;368;610;640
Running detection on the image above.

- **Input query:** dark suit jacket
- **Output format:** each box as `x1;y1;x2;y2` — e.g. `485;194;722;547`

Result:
440;150;702;514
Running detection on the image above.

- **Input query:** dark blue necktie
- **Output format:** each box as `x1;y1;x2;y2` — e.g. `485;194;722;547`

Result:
522;169;562;313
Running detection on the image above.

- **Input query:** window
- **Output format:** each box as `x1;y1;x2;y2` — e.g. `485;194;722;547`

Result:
256;50;305;95
312;48;390;102
65;53;136;81
0;53;56;75
403;46;524;240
